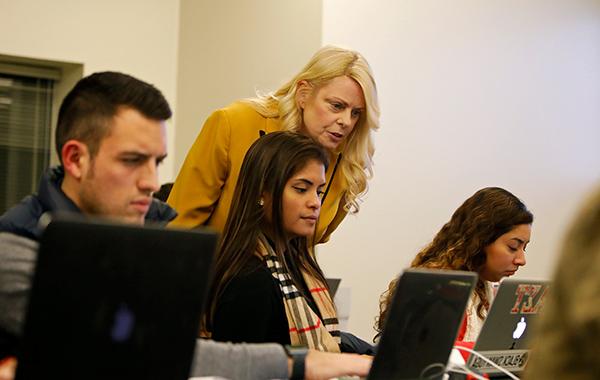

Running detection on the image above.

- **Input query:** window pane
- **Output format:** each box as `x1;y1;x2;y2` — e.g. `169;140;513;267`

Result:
0;74;53;214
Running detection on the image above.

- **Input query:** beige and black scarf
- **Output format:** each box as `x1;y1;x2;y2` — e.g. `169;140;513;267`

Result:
257;234;341;352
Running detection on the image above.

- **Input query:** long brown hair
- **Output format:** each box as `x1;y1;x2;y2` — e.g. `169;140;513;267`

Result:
375;187;533;339
205;131;330;329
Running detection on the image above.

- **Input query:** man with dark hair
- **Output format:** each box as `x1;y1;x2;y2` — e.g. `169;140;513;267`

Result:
0;71;176;238
0;72;371;379
54;72;172;164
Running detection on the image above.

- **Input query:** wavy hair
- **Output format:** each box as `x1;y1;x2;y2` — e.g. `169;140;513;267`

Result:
244;45;380;214
205;131;330;329
375;187;533;340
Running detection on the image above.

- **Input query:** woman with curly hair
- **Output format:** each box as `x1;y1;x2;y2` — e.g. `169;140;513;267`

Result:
375;187;533;342
167;45;379;245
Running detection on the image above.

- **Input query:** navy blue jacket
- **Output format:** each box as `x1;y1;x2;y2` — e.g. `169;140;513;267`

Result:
0;166;177;239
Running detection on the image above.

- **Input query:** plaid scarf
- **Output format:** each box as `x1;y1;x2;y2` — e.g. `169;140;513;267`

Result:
257;234;341;352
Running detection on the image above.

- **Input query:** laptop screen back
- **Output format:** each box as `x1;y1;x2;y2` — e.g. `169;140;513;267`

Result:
16;218;217;380
469;278;550;374
369;269;477;380
326;278;341;298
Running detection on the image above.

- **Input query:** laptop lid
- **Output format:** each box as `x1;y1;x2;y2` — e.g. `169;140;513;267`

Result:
326;278;341;298
468;278;550;375
16;218;217;380
368;268;477;380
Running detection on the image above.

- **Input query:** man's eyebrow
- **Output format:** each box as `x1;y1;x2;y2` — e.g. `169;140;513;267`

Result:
118;152;168;162
119;151;148;156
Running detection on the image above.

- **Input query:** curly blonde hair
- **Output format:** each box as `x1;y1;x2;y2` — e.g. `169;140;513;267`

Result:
375;187;533;340
244;45;380;213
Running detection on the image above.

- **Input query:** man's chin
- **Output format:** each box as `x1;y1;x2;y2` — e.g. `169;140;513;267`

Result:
124;215;146;225
102;213;145;225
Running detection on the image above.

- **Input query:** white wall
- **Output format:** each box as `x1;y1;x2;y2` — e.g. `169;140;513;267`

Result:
0;0;180;182
174;0;322;173
0;0;322;185
319;0;600;341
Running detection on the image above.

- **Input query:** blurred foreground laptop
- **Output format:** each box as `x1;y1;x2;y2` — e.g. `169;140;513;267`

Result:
16;218;217;380
467;278;550;376
367;268;477;380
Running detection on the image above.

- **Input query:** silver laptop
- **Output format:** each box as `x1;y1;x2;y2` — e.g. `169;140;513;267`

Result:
368;268;477;380
467;278;550;375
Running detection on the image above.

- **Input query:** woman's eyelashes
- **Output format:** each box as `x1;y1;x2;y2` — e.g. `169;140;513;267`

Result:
293;186;307;194
292;185;325;198
508;243;528;253
351;108;362;118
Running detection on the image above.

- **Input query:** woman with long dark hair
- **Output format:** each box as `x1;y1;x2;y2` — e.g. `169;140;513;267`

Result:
205;131;341;352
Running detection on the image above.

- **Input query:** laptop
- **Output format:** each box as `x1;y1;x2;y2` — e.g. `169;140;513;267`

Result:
368;268;477;380
16;218;218;380
326;278;341;298
467;278;550;376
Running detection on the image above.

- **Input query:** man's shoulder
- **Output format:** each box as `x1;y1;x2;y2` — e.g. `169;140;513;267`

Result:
145;198;177;224
0;195;44;240
0;231;38;261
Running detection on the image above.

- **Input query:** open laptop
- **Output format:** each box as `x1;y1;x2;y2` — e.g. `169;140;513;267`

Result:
326;278;341;298
368;268;477;380
16;218;218;380
467;278;550;376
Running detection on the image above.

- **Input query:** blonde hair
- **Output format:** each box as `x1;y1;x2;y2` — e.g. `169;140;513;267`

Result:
244;45;380;213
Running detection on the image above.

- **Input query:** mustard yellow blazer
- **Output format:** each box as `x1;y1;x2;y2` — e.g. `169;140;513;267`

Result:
167;101;348;244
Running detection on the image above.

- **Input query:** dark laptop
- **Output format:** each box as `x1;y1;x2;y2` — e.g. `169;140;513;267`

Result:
368;268;477;380
16;218;217;380
326;278;341;298
467;278;550;376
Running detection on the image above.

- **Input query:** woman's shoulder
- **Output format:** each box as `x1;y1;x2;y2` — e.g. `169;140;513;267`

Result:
485;280;498;299
210;101;281;139
216;101;270;122
227;256;275;291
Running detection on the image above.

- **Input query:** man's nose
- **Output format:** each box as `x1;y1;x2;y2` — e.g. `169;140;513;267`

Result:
139;162;160;194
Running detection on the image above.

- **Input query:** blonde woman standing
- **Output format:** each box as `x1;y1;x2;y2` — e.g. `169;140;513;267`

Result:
167;45;380;244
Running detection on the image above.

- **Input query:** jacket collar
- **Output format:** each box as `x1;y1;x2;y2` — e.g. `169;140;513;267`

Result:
40;166;177;224
37;166;81;215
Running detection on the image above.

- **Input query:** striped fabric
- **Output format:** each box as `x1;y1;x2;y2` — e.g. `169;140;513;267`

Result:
257;235;341;352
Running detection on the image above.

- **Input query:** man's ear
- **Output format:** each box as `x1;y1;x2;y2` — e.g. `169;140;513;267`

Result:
61;140;90;180
295;80;313;109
